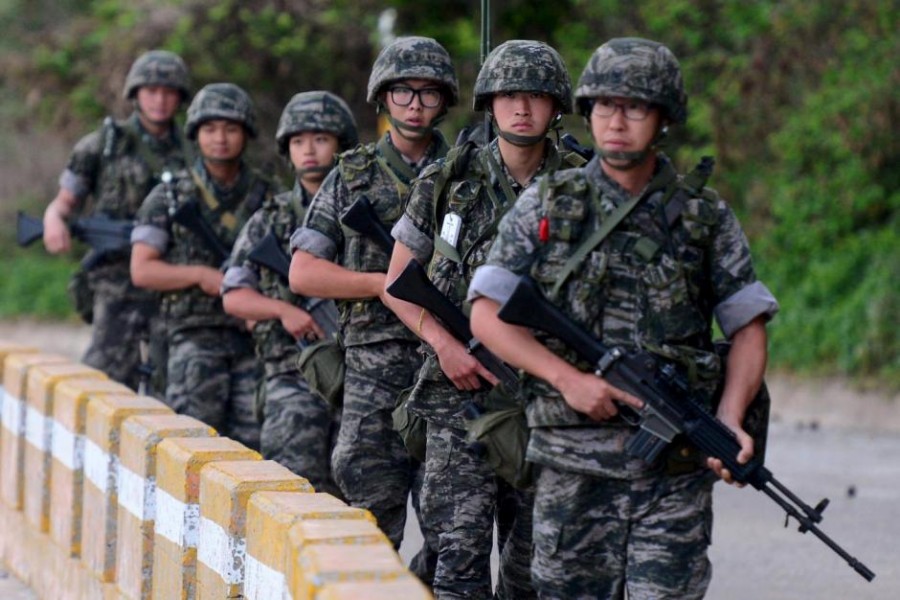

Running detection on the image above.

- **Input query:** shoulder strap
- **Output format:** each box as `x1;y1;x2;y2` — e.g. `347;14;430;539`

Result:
663;156;715;226
551;185;642;298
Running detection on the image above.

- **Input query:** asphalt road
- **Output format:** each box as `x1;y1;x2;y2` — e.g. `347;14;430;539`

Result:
400;421;900;599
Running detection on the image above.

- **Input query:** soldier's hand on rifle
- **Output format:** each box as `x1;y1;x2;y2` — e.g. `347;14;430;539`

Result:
556;367;643;422
280;304;324;342
197;266;224;296
706;413;754;487
432;334;499;391
42;199;74;254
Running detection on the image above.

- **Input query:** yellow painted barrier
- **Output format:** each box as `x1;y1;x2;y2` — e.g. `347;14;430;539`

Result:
317;578;434;599
23;363;107;532
196;460;312;599
81;394;171;583
152;436;260;600
294;543;412;600
115;413;216;600
50;377;135;557
1;353;70;510
245;491;383;600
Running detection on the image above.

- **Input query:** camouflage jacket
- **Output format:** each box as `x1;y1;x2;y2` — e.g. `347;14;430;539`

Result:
393;138;580;426
223;184;311;375
290;131;449;348
60;112;191;295
133;158;279;333
468;154;779;477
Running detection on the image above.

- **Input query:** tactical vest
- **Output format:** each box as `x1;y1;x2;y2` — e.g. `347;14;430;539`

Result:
93;114;190;219
161;163;271;330
411;140;583;425
252;187;309;364
336;133;448;347
525;158;723;429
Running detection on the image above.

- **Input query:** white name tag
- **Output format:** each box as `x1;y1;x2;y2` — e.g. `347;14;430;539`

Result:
440;212;462;248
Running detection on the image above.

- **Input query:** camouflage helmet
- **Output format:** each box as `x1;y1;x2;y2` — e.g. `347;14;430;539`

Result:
184;83;257;140
123;50;191;100
275;91;359;155
474;40;573;113
366;36;459;107
575;37;687;124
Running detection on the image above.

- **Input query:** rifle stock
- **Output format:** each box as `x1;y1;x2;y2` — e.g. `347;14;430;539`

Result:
387;258;518;388
339;196;394;253
247;229;339;339
497;275;875;582
171;200;230;263
17;211;133;269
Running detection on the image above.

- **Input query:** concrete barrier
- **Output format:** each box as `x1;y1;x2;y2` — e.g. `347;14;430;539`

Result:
1;353;70;510
152;436;260;600
23;363;107;532
0;340;434;600
115;413;216;600
292;543;412;600
195;460;313;599
81;394;171;583
244;491;383;600
49;377;135;557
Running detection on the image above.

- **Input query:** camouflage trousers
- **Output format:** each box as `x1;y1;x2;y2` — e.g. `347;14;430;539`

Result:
333;340;436;583
421;422;536;600
166;327;261;451
261;371;341;497
531;464;714;600
81;283;155;392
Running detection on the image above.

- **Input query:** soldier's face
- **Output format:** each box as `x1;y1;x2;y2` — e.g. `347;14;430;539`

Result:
384;78;445;134
289;131;339;182
136;85;181;124
590;96;662;163
197;119;247;162
491;92;557;139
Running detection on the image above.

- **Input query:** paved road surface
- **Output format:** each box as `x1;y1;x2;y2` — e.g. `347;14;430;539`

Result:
400;421;900;599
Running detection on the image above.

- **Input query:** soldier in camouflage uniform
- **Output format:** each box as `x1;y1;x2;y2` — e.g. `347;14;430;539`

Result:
221;91;359;495
42;50;192;392
131;83;280;450
468;38;780;599
289;36;458;581
384;40;583;599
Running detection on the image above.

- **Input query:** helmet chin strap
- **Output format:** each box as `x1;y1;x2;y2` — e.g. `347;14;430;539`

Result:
295;165;331;178
380;103;446;141
491;112;561;147
595;124;669;171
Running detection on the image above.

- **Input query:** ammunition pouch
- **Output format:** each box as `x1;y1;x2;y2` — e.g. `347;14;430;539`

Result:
297;336;346;408
67;268;95;324
391;383;427;463
464;382;533;489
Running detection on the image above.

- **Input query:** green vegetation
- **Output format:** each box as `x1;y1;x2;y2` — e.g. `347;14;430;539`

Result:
0;0;896;387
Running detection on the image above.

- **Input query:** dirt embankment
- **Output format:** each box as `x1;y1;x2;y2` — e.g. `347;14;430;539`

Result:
2;318;898;433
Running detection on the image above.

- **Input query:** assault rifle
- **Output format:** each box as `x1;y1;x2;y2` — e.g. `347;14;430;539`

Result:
387;258;518;388
17;211;133;269
560;133;595;162
171;200;230;265
497;275;875;581
339;196;394;254
247;230;340;338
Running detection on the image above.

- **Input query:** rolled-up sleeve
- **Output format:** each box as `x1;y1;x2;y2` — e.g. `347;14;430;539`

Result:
290;226;337;261
391;214;433;264
130;224;169;254
467;264;521;305
715;281;779;339
221;265;259;295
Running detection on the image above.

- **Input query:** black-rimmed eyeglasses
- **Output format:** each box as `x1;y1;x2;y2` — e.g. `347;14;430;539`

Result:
388;85;444;109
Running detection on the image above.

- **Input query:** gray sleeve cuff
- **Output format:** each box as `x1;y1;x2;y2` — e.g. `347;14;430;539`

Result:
290;227;337;261
466;265;521;305
221;265;259;295
130;224;169;254
715;281;780;339
391;215;434;264
58;169;90;201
